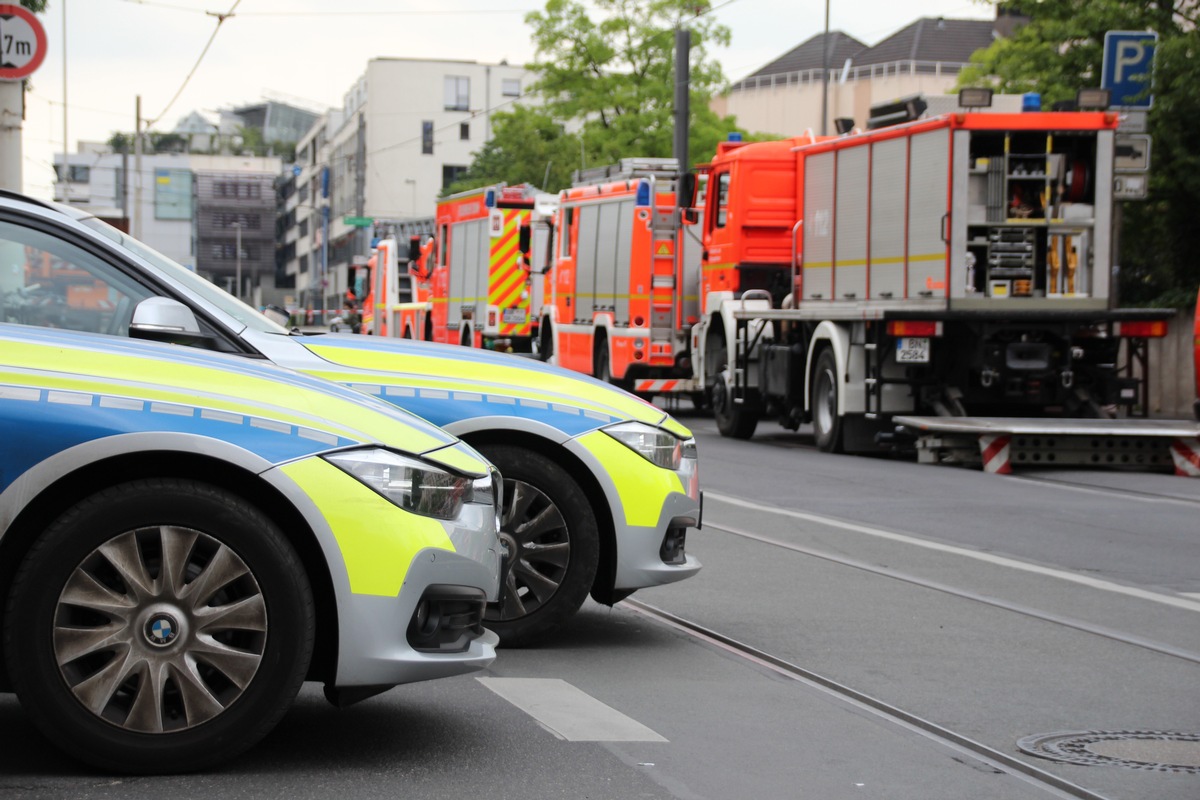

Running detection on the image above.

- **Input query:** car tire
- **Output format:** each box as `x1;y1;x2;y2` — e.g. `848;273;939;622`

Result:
4;479;314;774
476;444;599;647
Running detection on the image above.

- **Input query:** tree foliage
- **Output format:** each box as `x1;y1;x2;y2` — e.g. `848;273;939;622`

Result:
451;0;746;195
20;1;48;12
959;1;1200;307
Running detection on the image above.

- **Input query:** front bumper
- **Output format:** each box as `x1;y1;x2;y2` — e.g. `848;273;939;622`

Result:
612;488;703;591
333;547;499;687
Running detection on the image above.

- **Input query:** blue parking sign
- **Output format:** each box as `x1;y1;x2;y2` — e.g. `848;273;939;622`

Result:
1102;31;1157;108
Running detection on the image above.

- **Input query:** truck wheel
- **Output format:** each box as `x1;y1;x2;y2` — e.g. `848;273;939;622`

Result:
712;367;758;439
476;445;599;648
4;479;314;774
812;348;844;453
538;323;554;364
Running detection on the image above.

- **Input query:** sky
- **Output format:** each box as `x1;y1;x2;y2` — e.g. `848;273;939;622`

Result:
18;0;995;199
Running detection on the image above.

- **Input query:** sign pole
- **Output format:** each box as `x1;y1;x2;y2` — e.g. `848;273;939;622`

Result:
0;3;49;192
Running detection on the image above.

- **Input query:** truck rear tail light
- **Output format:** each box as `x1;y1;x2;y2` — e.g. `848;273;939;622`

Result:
887;321;943;337
1116;321;1168;338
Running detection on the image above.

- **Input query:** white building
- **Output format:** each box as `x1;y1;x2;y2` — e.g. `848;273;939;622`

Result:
54;149;279;284
283;58;535;317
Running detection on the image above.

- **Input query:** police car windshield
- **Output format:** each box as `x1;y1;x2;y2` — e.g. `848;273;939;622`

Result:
78;216;291;335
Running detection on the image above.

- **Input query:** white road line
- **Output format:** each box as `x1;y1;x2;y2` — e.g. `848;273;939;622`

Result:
705;491;1200;614
478;678;667;742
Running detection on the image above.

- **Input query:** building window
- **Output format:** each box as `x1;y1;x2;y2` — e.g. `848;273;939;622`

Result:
299;219;309;238
214;181;262;200
501;78;521;97
210;243;256;261
214;211;260;229
422;121;434;155
59;164;90;183
460;122;470;141
442;165;468;189
444;75;469;111
299;254;309;274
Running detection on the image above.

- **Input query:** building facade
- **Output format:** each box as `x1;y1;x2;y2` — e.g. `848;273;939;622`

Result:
282;58;535;318
713;15;1015;137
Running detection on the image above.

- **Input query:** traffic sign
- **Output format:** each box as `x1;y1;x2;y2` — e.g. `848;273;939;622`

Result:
0;4;47;81
1102;31;1157;109
343;215;374;228
1114;134;1151;172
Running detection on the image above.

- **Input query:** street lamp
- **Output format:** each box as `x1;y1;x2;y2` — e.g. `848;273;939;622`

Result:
231;220;243;301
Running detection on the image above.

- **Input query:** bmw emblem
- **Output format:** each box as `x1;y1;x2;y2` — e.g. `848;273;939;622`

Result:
145;614;179;647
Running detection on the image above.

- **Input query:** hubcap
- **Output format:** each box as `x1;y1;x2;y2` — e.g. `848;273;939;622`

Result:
485;479;569;623
53;526;267;733
144;612;181;647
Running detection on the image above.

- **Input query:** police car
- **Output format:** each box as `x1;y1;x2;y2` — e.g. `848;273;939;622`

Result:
0;324;501;773
0;191;701;646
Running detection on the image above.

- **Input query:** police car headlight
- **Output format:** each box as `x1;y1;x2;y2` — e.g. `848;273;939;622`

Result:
326;448;480;520
603;421;684;470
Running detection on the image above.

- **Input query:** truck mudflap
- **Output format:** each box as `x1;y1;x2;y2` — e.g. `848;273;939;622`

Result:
893;416;1200;477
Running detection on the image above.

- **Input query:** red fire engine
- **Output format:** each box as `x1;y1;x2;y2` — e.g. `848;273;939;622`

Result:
538;159;702;389
689;95;1172;450
430;184;540;350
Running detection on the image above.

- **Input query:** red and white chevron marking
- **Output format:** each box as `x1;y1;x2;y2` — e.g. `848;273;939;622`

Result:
978;434;1012;474
633;381;681;393
1171;437;1200;477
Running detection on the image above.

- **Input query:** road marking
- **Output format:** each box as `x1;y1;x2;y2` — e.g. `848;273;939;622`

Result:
705;492;1200;614
478;678;667;742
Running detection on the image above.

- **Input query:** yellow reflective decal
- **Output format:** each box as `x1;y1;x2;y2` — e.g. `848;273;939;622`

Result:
305;344;662;424
424;442;490;476
661;416;691;439
576;431;686;528
3;341;449;453
280;458;454;596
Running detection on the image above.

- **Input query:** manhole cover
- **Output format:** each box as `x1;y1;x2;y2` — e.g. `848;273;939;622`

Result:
1018;730;1200;774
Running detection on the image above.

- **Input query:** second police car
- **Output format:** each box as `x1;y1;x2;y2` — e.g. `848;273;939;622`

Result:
0;190;702;646
0;324;501;772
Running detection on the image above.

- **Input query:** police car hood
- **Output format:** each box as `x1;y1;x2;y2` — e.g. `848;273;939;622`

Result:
294;334;692;439
3;325;488;476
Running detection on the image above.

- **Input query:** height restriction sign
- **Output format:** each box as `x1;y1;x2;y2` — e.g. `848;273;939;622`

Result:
0;4;47;81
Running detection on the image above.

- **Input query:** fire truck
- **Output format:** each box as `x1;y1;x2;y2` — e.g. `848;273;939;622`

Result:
538;158;704;391
357;233;435;339
688;95;1174;452
426;183;543;351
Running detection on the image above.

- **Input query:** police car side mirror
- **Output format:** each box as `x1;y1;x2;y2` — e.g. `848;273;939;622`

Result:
129;297;216;347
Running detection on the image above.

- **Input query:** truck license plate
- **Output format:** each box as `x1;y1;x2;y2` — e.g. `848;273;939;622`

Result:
502;308;526;323
896;337;930;363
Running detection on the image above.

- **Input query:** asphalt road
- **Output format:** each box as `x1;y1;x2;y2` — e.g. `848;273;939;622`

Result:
2;417;1197;799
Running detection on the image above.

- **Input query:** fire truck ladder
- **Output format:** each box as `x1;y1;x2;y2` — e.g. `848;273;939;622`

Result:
649;197;680;344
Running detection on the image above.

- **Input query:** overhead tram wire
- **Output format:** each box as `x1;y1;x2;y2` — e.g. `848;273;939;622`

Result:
142;0;241;130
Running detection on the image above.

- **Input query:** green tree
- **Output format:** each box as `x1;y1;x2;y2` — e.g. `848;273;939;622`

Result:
527;0;740;166
20;1;48;11
958;1;1200;307
453;0;746;194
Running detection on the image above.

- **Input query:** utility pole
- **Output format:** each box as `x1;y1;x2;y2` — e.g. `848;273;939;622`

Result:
821;0;830;137
134;96;143;239
232;221;243;300
674;27;690;183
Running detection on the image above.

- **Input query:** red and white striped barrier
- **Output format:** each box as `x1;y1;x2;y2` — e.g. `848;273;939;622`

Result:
1171;437;1200;477
978;433;1012;474
633;379;693;393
